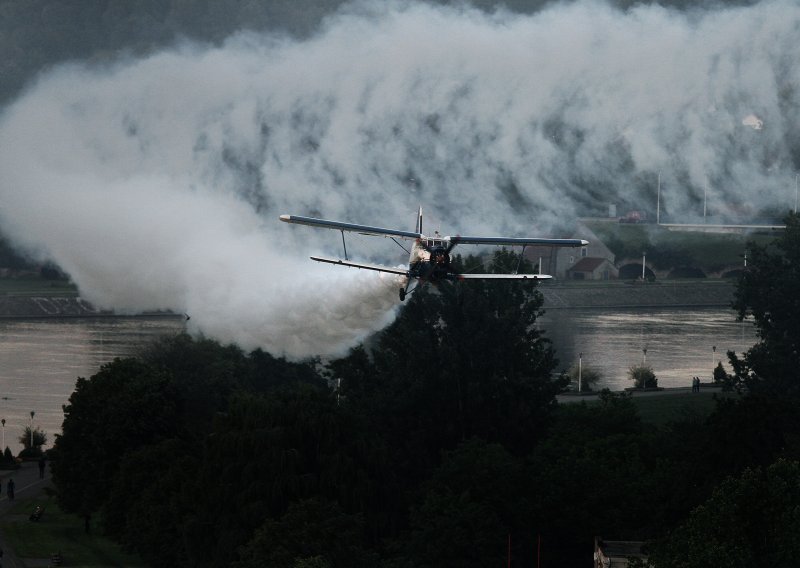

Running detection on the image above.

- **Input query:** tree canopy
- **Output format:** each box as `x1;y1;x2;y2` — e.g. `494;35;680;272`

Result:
46;245;800;567
730;212;800;395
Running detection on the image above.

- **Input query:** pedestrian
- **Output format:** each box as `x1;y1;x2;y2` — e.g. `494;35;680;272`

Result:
38;456;46;479
7;477;15;501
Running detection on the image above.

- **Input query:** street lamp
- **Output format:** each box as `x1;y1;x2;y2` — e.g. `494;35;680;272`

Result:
578;352;583;393
1;418;5;452
642;252;646;280
29;411;34;450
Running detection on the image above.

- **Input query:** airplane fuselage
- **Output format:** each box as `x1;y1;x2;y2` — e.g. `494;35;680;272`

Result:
408;237;452;284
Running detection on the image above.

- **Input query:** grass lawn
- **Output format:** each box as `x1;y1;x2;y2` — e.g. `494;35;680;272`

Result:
630;390;738;426
0;495;145;567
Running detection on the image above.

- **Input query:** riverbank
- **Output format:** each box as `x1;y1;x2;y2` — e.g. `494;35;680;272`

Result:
0;294;177;319
0;279;735;317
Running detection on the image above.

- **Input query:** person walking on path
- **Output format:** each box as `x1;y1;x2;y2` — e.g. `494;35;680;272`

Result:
0;461;54;567
6;478;14;501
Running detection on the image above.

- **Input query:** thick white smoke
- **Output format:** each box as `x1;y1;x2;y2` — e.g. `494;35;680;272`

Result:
0;0;798;357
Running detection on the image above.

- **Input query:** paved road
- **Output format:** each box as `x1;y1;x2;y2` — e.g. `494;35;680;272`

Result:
0;461;53;568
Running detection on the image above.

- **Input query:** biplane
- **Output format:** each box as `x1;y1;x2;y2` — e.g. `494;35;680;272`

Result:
280;207;588;301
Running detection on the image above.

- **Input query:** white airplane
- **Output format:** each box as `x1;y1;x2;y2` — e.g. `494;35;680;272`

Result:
280;208;588;301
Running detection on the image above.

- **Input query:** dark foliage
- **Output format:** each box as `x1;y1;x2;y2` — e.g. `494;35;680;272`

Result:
648;459;800;567
730;212;800;395
52;357;179;516
47;242;800;567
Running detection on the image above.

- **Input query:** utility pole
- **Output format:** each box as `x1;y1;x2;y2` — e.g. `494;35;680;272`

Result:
656;171;661;225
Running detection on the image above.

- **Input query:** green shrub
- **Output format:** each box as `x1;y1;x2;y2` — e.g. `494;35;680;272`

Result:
628;365;657;389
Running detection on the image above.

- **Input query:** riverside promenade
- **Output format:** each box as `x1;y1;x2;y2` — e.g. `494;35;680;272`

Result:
0;461;53;568
557;383;724;403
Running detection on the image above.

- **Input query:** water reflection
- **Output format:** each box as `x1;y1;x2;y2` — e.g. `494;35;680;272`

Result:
539;307;758;391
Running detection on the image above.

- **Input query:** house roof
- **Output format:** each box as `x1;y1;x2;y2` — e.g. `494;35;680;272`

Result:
568;257;609;272
598;540;647;559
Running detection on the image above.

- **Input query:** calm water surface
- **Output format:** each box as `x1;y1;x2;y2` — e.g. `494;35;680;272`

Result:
0;308;759;453
540;307;758;391
0;317;185;453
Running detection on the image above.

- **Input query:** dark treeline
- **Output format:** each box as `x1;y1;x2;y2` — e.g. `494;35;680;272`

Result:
48;238;800;567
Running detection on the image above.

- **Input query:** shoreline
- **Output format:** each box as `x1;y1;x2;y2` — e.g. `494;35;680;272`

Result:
0;279;735;317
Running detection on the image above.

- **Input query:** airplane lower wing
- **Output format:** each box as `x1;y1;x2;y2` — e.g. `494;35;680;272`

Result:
310;256;409;276
455;273;552;280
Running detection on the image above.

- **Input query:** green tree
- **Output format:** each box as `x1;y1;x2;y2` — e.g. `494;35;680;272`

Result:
401;438;527;568
102;438;197;568
648;459;800;567
234;499;376;568
730;212;800;395
712;361;727;384
563;364;603;392
18;426;47;450
628;364;656;388
51;357;179;516
526;392;655;565
181;387;388;567
337;251;562;471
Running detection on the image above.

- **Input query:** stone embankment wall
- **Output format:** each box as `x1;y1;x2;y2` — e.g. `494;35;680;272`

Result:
0;280;735;317
0;295;109;317
539;280;735;309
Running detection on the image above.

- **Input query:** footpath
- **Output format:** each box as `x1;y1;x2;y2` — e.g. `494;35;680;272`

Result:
0;461;53;568
557;383;724;403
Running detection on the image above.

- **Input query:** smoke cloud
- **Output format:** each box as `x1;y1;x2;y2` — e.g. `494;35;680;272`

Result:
0;0;798;357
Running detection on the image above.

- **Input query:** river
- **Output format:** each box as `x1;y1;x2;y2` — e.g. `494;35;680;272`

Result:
0;317;186;454
540;307;757;391
0;307;758;453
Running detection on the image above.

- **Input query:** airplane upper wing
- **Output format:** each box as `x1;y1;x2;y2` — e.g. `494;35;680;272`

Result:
310;256;409;276
455;273;553;280
446;236;588;247
280;215;422;240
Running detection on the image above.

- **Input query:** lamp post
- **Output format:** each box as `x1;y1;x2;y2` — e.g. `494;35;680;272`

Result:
656;171;661;225
642;252;646;280
1;418;5;452
29;411;34;450
578;352;583;393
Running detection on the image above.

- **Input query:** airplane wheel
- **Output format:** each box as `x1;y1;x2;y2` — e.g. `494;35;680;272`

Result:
399;288;406;301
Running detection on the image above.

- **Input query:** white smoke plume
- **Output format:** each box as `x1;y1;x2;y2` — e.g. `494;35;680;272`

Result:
0;0;799;357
